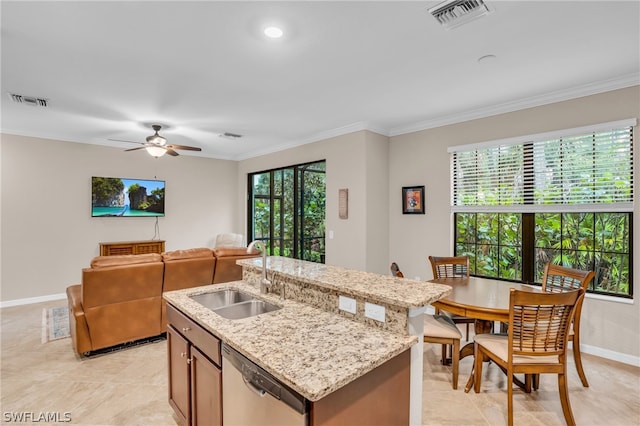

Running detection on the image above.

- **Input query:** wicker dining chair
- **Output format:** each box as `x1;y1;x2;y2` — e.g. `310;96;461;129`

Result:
473;288;584;426
541;263;595;387
390;261;462;389
428;256;475;340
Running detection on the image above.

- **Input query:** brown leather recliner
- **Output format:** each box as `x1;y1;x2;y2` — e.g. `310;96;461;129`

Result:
66;253;164;355
160;247;216;328
212;247;260;283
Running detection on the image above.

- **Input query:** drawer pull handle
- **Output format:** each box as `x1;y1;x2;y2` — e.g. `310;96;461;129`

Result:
187;358;192;365
181;352;187;358
182;327;191;333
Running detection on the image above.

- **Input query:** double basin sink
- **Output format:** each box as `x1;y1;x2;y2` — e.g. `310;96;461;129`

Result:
190;289;281;320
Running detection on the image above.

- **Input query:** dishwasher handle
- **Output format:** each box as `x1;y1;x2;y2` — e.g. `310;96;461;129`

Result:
222;343;308;415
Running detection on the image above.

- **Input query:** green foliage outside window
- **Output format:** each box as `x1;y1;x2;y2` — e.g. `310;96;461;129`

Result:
456;211;631;297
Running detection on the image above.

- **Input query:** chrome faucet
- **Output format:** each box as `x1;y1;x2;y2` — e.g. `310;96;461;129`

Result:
247;240;271;294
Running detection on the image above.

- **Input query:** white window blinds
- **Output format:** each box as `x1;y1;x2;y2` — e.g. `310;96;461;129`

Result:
449;119;636;213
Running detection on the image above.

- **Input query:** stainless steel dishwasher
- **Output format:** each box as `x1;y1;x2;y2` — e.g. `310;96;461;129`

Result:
222;343;308;426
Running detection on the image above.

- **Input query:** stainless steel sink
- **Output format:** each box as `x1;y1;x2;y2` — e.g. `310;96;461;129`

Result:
190;290;281;319
190;290;254;310
212;299;281;320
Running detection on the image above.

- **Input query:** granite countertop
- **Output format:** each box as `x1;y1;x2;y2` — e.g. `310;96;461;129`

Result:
238;256;451;308
164;281;418;402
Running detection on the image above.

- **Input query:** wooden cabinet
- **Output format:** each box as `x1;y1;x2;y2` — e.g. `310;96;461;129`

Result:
167;327;190;424
99;240;165;256
167;304;222;426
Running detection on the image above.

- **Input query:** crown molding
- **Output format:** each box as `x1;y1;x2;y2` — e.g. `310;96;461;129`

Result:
238;73;639;161
388;73;640;137
234;121;391;161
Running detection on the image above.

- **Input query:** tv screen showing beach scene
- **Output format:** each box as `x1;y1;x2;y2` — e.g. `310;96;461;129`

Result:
92;176;165;217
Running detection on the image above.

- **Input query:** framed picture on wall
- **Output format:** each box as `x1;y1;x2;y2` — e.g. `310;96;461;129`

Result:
402;186;425;214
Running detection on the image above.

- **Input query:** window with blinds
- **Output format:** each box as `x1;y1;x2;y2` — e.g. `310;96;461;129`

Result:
450;119;635;298
450;119;635;212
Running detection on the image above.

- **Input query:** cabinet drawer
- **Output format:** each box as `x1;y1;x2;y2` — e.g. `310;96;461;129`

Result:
167;304;221;366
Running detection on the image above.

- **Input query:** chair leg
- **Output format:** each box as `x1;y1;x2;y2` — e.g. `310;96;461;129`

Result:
524;374;532;393
441;344;447;365
473;342;483;393
451;338;460;390
465;323;470;341
572;335;589;387
557;371;577;426
507;368;514;426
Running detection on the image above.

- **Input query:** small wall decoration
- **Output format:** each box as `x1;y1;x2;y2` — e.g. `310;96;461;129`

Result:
402;186;425;214
339;188;349;219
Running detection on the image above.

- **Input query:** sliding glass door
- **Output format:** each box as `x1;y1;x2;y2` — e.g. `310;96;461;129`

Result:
248;160;326;263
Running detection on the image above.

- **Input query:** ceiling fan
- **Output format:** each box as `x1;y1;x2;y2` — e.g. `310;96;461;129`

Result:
110;125;202;157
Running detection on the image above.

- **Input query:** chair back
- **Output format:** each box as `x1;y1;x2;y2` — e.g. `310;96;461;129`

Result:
541;263;594;293
429;256;470;279
508;288;584;358
390;262;404;278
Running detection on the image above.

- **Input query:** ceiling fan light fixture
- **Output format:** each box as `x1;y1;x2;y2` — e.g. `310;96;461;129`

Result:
145;146;167;158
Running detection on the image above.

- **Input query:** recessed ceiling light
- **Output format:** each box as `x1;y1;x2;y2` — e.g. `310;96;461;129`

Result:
264;26;284;39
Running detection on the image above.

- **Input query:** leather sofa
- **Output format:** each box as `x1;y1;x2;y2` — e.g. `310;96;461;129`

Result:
66;247;259;355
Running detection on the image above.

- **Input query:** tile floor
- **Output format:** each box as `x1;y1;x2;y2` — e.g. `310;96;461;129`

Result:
1;300;639;425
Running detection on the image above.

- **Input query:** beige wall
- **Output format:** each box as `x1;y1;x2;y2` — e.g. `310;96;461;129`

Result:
0;134;239;303
389;86;640;362
364;131;390;274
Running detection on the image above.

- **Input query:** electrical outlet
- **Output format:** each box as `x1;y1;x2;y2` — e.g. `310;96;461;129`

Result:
364;302;385;322
338;295;356;314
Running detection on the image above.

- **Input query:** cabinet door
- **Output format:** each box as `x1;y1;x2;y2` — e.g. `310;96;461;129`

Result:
191;346;222;426
167;325;191;425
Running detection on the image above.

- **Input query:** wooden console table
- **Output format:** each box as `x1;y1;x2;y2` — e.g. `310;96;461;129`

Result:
99;240;165;256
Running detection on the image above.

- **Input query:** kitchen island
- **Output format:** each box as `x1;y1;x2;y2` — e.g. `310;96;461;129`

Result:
164;257;451;425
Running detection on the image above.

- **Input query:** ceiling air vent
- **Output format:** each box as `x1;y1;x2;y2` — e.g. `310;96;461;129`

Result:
429;0;491;30
8;93;49;107
221;132;242;139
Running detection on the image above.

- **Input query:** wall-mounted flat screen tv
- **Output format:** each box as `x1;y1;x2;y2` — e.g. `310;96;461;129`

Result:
91;176;165;217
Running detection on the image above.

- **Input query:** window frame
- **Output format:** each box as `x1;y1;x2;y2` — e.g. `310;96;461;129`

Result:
247;160;326;263
451;120;635;298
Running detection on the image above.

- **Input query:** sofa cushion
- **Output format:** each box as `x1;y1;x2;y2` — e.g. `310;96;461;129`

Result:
90;253;162;269
214;247;258;257
162;247;213;261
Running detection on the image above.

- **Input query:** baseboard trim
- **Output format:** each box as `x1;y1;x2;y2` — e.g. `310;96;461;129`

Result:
0;293;67;309
579;342;640;368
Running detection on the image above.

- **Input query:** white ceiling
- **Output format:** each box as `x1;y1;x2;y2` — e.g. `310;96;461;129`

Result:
2;1;639;160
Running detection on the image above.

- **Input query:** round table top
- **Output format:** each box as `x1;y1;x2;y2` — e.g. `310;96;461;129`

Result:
430;276;540;322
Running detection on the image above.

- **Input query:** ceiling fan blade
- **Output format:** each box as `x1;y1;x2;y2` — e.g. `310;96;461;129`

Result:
124;146;148;152
167;144;202;151
165;148;180;156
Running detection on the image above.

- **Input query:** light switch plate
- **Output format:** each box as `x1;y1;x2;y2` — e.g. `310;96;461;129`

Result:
364;302;385;322
338;295;356;314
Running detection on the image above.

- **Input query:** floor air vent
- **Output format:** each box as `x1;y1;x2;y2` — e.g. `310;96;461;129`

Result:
429;0;491;30
9;93;49;107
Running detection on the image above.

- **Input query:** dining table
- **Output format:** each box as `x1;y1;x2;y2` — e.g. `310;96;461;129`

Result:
429;276;542;392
